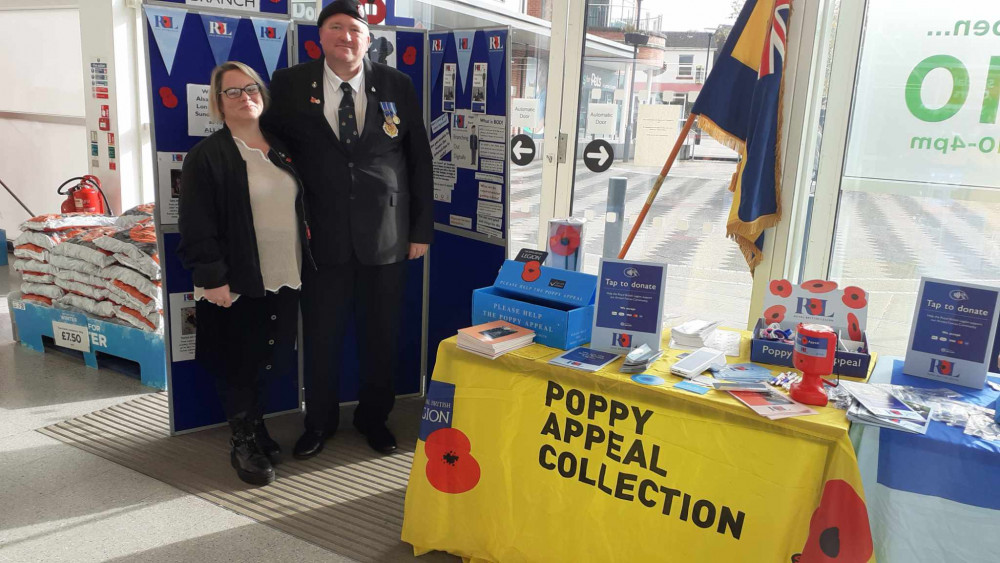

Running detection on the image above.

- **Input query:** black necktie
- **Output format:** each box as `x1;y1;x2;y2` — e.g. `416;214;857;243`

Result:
338;82;358;150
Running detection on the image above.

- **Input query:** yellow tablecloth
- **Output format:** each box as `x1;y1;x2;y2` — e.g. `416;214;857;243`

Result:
402;331;877;562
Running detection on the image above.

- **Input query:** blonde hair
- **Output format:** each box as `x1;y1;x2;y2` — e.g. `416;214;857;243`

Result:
208;61;270;121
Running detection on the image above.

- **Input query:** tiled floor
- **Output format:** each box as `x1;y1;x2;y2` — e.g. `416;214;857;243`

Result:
0;260;369;562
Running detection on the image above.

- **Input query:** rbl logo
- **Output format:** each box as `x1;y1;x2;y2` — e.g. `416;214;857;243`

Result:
432;39;443;51
489;36;502;50
459;37;469;49
929;358;955;377
612;333;632;347
796;297;833;317
154;16;173;29
260;26;276;39
209;21;231;36
171;154;184;162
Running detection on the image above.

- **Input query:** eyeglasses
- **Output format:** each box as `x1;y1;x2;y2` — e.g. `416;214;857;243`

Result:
219;84;261;99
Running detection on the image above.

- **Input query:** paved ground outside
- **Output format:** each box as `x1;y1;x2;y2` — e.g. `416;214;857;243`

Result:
506;155;1000;358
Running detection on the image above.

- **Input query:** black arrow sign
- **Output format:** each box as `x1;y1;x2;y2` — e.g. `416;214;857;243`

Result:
511;134;536;166
583;139;614;173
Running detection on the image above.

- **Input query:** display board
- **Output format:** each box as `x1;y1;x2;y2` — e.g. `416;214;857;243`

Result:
144;3;295;433
426;28;510;374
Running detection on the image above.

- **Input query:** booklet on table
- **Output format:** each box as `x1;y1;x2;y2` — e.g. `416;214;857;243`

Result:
728;388;818;419
457;320;535;359
549;347;620;372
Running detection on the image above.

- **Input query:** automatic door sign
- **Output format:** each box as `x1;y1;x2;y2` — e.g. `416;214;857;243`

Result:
584;139;613;173
511;134;536;166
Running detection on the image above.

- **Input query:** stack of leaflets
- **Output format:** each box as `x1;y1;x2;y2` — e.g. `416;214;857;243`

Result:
457;320;535;359
620;344;663;373
728;388;818;419
669;320;721;349
840;381;933;434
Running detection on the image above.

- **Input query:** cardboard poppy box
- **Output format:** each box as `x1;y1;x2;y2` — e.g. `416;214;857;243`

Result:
750;279;872;378
472;260;597;350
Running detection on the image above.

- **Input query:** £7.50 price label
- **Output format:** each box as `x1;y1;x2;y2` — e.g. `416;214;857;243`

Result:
52;321;91;353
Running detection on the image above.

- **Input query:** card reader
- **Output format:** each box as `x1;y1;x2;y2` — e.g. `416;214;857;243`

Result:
670;347;727;379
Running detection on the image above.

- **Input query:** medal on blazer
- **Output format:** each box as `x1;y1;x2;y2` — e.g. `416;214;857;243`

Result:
380;101;399;138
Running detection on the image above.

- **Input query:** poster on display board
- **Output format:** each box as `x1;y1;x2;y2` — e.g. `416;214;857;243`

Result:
843;0;1000;190
428;28;509;241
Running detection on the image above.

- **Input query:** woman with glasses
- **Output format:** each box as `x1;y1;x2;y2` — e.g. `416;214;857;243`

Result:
178;61;315;486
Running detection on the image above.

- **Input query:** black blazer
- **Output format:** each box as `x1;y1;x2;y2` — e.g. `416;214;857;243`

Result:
262;58;434;267
177;125;315;298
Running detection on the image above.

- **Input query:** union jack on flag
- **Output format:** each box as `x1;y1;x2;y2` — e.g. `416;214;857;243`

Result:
759;0;790;77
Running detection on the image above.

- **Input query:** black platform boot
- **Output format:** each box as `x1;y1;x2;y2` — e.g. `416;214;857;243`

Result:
228;417;275;486
253;418;282;465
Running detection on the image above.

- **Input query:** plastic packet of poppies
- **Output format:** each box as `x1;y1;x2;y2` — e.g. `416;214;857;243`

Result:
544;218;586;272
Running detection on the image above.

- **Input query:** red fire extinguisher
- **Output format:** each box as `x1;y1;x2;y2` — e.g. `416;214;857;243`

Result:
58;175;112;215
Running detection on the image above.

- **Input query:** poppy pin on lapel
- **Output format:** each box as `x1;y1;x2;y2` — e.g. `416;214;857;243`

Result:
310;96;321;105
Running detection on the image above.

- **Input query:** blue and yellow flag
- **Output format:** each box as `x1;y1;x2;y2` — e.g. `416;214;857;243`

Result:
691;0;790;272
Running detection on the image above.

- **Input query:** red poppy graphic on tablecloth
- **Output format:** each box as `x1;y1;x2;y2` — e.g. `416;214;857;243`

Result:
521;260;542;282
770;279;793;298
842;287;867;309
764;305;786;324
158;86;178;109
846;313;863;342
304;40;322;60
793;479;872;563
425;428;481;494
802;279;838;293
549;225;581;256
403;46;417;66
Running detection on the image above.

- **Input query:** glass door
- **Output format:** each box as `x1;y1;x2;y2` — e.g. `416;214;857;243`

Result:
561;1;749;329
802;0;1000;357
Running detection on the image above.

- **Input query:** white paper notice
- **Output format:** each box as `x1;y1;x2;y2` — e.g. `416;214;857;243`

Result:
477;200;504;217
187;84;222;137
430;129;452;161
156;152;186;225
433;160;457;185
169;291;197;362
480;159;504;174
450;214;473;229
475;172;504;184
475;116;506;143
477;225;503;239
434;185;452;203
477;213;502;230
511;98;539;129
450;111;475;170
479;141;506;161
586;103;617;136
431;113;449;135
478;182;502;202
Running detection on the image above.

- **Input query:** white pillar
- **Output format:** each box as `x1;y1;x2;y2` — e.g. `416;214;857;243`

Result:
77;0;146;214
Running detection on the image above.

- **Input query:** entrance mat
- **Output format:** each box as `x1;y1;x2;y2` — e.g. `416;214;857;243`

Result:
38;393;455;562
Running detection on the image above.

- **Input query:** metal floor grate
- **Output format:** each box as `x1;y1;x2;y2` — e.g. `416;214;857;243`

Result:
38;393;455;563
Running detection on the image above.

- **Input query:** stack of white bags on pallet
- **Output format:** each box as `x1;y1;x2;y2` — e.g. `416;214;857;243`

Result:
11;204;163;332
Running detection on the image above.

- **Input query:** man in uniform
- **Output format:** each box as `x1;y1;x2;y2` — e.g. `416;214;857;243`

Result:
263;0;433;458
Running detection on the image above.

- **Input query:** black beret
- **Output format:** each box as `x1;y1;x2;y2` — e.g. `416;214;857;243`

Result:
317;0;368;28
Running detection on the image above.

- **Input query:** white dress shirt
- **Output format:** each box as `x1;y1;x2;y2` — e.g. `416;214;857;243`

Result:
322;63;366;139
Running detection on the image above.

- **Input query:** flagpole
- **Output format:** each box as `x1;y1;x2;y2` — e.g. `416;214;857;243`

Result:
618;113;697;259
